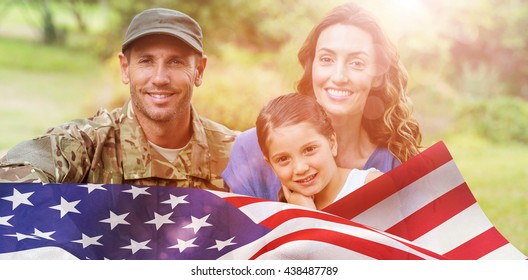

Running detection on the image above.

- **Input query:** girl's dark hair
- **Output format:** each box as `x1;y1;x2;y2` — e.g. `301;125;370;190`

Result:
256;92;335;159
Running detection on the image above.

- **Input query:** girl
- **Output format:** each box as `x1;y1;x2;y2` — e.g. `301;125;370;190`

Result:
256;93;382;210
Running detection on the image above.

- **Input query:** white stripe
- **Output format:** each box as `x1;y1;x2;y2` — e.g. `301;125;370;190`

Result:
208;190;241;198
254;240;373;260
479;243;527;260
0;247;78;260
413;203;493;254
219;217;440;260
353;160;465;230
209;191;309;224
238;201;307;224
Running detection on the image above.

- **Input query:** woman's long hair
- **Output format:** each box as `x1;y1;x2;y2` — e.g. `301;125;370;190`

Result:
296;2;422;162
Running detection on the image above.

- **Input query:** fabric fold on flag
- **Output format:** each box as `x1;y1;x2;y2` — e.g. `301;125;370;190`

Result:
323;141;526;260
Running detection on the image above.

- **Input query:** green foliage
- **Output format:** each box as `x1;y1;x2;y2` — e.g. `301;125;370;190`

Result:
0;37;99;73
456;96;528;144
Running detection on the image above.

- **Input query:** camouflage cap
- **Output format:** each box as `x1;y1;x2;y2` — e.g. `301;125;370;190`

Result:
122;8;203;54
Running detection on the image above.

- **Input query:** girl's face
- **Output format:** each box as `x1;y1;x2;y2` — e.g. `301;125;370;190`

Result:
265;122;338;197
311;24;379;118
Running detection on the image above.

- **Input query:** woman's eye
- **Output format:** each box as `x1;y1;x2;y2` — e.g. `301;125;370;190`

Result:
319;56;334;65
304;146;318;154
350;60;366;70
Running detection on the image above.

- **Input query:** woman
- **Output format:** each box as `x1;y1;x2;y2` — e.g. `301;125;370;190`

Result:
222;2;422;200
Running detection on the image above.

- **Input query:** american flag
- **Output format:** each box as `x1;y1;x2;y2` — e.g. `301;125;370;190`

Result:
0;142;525;260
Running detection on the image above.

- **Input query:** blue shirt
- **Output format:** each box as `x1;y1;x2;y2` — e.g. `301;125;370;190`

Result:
222;127;400;200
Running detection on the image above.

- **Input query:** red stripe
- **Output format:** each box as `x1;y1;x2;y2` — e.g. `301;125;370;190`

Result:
443;227;510;259
259;208;362;229
385;183;477;240
323;141;453;219
257;208;446;259
249;228;430;260
224;196;266;208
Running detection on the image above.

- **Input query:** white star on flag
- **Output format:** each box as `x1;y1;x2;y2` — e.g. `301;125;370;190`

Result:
183;214;212;234
99;211;130;229
169;237;198;253
73;234;103;248
33;228;55;240
77;184;106;193
121;239;151;254
2;189;34;210
49;197;81;218
0;215;14;227
161;194;189;209
122;186;150;199
145;212;174;230
208;237;236;251
5;232;39;241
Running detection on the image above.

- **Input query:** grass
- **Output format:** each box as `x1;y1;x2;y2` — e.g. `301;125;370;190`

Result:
0;37;108;150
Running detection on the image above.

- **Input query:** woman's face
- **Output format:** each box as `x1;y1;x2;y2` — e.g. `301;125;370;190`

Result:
311;24;379;118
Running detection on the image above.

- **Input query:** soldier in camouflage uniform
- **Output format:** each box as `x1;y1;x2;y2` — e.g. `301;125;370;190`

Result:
0;8;239;192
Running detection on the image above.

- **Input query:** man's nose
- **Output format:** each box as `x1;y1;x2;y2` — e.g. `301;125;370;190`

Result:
152;64;170;85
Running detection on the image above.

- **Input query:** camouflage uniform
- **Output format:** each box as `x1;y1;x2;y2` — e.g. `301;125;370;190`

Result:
0;100;238;191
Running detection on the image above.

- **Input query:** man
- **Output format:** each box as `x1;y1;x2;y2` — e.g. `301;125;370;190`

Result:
0;8;238;191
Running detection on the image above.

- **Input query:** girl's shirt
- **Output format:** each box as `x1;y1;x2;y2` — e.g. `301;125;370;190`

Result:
333;168;378;202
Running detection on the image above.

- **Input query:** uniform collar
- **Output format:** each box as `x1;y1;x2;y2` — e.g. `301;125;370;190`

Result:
119;100;211;181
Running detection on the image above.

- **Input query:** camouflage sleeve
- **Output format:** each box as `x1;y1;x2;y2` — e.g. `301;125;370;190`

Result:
0;162;50;183
0;125;93;183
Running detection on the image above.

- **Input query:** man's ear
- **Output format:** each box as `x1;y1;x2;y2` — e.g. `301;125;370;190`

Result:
118;52;130;84
194;54;208;87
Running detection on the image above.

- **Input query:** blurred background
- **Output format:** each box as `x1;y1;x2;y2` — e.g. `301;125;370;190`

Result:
0;0;527;255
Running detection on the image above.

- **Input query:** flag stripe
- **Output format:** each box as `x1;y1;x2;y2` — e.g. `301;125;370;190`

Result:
255;210;446;259
323;141;454;219
239;201;302;224
351;160;465;231
385;182;476;240
413;203;494;254
252;240;374;260
217;216;442;260
259;208;357;229
223;195;265;208
249;228;427;260
479;243;528;260
443;227;510;260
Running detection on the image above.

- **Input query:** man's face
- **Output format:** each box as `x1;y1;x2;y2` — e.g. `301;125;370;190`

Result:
119;34;206;124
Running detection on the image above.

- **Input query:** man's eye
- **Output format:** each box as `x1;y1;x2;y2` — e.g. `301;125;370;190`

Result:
170;59;185;65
